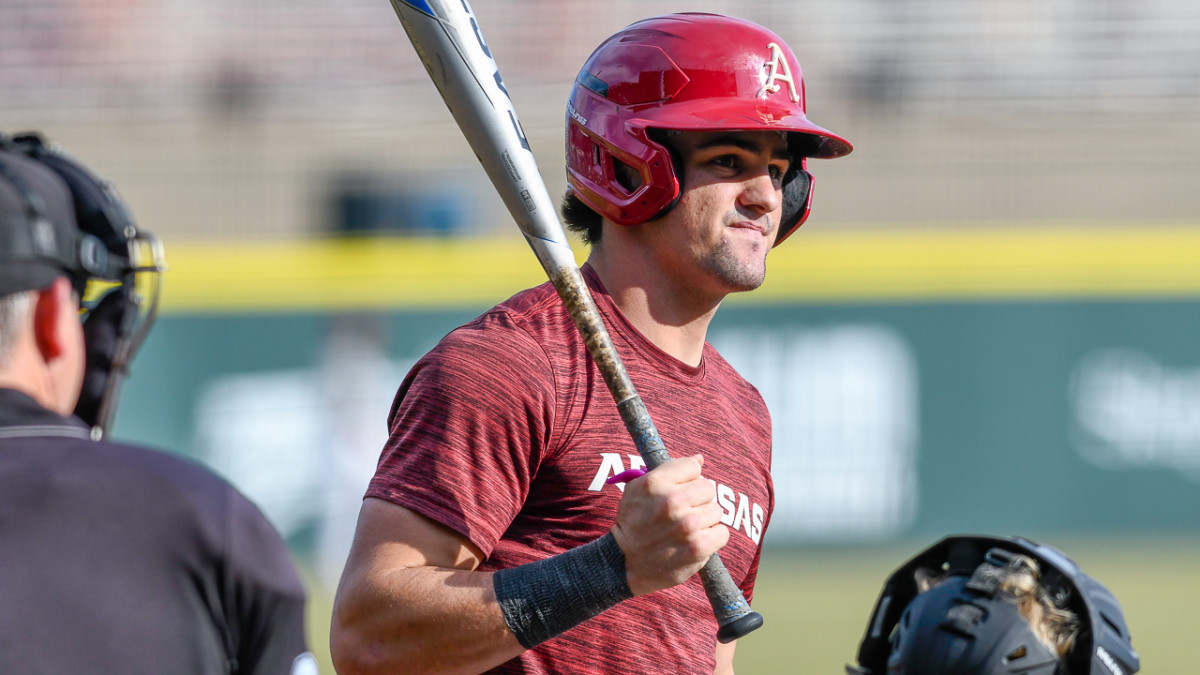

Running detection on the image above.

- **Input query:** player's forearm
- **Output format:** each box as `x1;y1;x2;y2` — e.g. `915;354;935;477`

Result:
330;566;523;675
714;639;738;675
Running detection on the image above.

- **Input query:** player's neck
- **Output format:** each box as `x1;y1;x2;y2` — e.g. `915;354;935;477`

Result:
588;250;720;367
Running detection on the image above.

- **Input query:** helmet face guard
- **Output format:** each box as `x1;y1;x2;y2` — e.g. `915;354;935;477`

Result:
0;132;165;439
848;535;1140;675
565;12;851;246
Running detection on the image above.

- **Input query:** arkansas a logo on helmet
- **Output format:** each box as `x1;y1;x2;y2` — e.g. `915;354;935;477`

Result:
758;43;801;104
565;12;852;245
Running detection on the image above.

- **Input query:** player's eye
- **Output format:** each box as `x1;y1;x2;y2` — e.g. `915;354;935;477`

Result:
709;154;742;171
769;160;794;187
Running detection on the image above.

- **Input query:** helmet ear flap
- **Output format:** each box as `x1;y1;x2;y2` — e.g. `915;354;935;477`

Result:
641;128;684;223
566;120;680;226
775;159;813;246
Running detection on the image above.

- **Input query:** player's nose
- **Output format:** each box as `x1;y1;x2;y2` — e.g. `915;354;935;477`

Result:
738;170;783;217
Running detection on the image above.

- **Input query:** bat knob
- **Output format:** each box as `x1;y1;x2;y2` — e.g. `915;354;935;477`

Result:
716;610;764;644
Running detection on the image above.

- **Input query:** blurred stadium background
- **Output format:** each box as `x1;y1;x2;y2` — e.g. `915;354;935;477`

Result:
4;0;1199;672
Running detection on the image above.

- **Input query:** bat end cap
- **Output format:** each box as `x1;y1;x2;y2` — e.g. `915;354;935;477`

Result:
716;611;764;643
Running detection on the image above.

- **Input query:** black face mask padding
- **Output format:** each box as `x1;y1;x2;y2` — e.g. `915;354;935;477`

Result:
643;129;685;223
777;168;812;242
74;288;132;427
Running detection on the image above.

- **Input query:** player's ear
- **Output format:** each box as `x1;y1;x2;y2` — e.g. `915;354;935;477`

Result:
32;277;79;360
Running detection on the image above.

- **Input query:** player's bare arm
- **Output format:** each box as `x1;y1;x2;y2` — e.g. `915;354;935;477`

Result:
715;640;738;675
333;456;730;675
330;498;522;675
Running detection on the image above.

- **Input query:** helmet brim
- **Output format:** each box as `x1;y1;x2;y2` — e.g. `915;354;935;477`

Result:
627;97;853;159
0;261;64;295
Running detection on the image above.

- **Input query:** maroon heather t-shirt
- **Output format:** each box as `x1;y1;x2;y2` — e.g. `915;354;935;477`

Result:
367;264;774;675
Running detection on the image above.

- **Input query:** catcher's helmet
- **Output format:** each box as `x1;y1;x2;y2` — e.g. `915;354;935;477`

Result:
847;535;1139;675
565;12;852;246
0;131;165;439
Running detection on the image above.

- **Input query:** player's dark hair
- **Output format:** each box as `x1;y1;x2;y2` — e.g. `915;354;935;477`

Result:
560;190;602;245
560;151;655;247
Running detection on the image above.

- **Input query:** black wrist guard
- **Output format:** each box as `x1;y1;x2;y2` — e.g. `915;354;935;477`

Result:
493;532;633;649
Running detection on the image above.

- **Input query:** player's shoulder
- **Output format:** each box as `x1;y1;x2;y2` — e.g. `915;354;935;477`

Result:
490;279;568;328
402;281;574;408
443;279;572;349
703;343;767;401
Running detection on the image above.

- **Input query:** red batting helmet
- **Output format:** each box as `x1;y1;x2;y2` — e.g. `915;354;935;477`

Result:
565;13;852;246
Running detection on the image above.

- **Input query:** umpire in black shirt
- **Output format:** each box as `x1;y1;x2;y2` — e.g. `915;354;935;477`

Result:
0;132;314;674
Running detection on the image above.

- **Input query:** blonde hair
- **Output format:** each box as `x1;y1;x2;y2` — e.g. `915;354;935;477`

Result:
916;552;1080;657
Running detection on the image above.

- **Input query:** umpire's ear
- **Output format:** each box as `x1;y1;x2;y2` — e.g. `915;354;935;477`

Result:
32;276;86;415
32;277;77;358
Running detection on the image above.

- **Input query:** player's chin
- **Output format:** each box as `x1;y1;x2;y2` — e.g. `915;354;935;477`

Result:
730;230;773;262
729;273;767;293
708;259;767;293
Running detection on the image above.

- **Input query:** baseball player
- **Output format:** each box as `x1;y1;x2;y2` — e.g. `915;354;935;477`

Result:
847;535;1140;675
331;13;851;675
0;132;314;674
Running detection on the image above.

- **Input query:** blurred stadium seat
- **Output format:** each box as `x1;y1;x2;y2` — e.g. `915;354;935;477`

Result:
3;0;1200;240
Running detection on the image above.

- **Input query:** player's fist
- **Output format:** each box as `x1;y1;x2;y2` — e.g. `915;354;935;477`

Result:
610;455;729;596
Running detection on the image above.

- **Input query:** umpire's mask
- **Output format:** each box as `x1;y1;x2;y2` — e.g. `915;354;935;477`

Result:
0;131;165;440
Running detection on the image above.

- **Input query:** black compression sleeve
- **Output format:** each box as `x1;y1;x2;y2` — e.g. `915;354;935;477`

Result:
493;533;633;649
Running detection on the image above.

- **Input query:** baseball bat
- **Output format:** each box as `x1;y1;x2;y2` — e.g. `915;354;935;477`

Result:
388;0;763;644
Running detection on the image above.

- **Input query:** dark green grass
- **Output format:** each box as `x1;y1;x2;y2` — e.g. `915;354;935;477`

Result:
303;537;1196;673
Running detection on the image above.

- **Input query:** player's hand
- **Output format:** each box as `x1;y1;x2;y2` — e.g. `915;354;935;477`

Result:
610;455;729;597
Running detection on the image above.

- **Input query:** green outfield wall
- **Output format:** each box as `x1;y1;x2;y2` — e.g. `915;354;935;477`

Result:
111;225;1200;559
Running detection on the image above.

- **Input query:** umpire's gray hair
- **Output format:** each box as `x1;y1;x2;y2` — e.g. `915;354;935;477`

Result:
0;291;36;368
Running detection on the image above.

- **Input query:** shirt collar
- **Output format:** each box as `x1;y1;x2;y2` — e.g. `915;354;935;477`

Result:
0;387;88;432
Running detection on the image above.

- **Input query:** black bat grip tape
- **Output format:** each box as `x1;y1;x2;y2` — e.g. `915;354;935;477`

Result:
702;555;765;643
618;396;764;642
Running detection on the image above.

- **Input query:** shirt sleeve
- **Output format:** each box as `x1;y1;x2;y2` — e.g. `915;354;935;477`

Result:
366;314;557;557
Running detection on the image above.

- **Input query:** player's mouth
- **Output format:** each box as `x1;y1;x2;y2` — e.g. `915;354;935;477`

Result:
728;219;770;238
